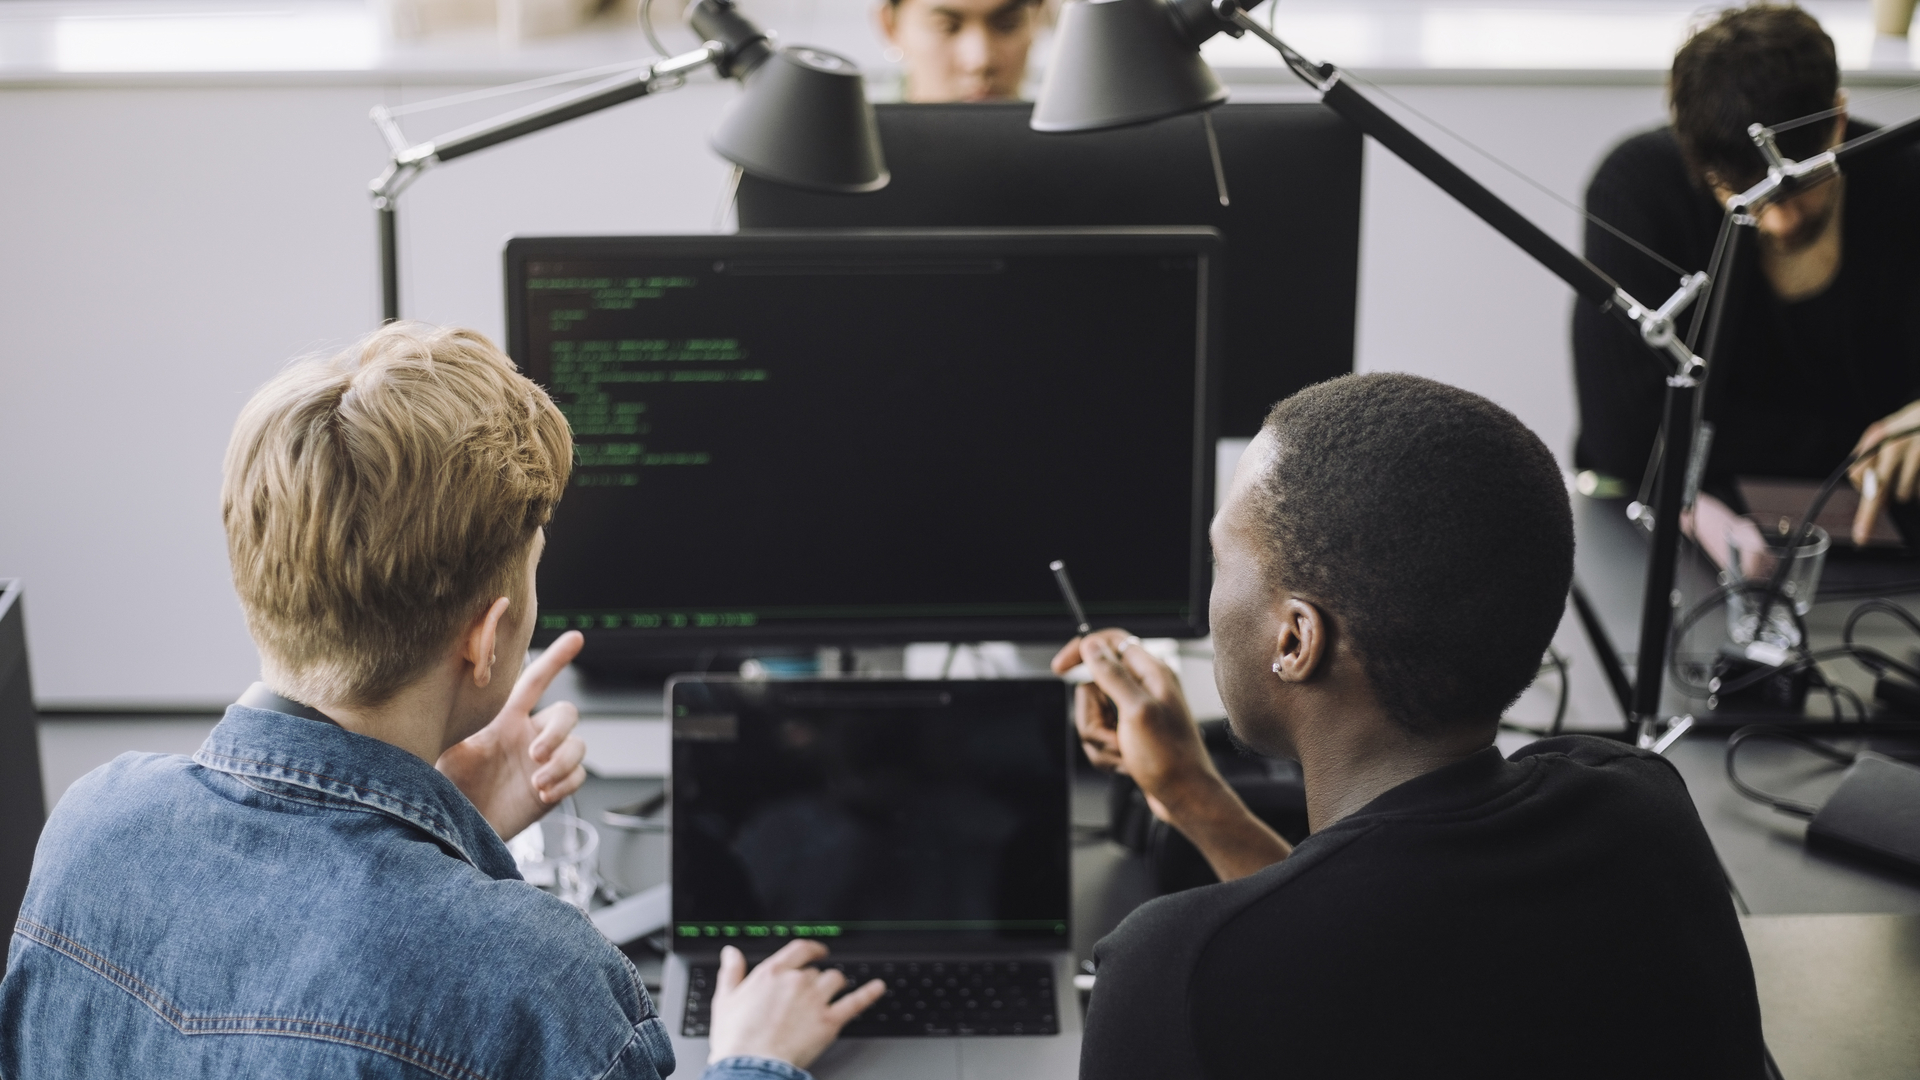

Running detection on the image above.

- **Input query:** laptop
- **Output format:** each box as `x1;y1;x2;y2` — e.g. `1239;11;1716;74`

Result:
661;677;1082;1079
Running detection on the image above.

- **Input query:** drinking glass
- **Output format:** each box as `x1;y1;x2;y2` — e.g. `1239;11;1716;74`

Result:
1725;515;1828;648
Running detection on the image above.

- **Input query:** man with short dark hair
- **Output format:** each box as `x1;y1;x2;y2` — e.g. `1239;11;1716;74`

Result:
1575;5;1920;553
1056;373;1766;1078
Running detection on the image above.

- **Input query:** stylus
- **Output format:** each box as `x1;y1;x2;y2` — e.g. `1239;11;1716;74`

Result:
1049;560;1092;636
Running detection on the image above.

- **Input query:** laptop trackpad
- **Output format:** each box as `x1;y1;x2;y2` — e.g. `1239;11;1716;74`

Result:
807;1038;961;1080
961;1034;1082;1079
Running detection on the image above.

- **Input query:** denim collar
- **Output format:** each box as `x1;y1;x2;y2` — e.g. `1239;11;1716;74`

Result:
194;704;521;881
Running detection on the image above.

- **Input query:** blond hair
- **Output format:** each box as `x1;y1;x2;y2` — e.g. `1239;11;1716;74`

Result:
223;324;571;708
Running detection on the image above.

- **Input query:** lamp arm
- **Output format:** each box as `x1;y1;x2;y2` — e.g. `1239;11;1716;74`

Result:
1224;9;1706;375
363;43;717;324
370;45;715;196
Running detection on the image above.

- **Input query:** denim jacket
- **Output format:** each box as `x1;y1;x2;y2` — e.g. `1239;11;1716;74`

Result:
1;705;806;1080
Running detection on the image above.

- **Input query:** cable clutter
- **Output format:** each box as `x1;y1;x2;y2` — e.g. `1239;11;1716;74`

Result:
1667;423;1920;725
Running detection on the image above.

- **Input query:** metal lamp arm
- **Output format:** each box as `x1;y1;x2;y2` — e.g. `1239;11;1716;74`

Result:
1222;6;1709;376
364;43;719;321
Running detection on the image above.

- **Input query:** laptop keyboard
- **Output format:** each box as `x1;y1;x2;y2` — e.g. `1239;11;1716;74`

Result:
681;959;1059;1038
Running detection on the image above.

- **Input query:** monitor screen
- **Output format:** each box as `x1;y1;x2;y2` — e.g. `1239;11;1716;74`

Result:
737;103;1362;438
506;229;1220;653
667;677;1070;949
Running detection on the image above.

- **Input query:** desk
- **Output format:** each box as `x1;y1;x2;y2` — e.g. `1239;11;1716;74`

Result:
1571;492;1920;1079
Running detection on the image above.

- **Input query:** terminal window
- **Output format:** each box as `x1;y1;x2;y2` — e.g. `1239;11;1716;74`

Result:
516;244;1209;637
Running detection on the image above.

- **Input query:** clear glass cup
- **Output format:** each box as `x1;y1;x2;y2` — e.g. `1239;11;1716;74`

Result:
1724;515;1829;648
506;813;601;910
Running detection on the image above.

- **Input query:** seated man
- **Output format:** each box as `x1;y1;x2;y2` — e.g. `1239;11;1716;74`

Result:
0;324;883;1079
875;0;1043;101
1573;4;1920;551
1056;373;1766;1078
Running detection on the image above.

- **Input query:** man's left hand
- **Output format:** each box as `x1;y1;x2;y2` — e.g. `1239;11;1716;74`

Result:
437;630;588;839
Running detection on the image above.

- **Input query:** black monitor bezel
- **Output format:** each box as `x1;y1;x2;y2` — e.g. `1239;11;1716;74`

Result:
505;227;1221;651
663;674;1073;956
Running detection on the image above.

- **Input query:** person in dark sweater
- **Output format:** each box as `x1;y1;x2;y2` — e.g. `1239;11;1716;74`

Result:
1574;5;1920;554
1051;373;1766;1079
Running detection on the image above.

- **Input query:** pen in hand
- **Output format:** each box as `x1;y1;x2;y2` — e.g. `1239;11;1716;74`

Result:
1049;560;1092;636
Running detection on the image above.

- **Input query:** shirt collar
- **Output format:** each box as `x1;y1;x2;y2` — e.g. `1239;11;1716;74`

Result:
194;703;521;881
1344;744;1518;821
236;681;341;727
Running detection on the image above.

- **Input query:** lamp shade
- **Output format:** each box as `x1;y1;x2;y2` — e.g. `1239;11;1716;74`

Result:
711;46;890;194
1032;0;1227;133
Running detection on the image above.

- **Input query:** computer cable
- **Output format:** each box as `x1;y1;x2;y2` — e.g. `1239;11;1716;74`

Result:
1497;648;1570;737
1724;724;1860;818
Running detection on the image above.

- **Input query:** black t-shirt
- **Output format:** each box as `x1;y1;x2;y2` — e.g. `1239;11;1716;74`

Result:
1079;737;1766;1079
1573;125;1920;499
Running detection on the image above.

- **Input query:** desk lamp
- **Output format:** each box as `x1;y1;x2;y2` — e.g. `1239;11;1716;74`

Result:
1031;0;1920;749
366;0;889;323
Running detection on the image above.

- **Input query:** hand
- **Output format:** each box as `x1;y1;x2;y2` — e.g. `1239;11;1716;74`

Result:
437;631;588;839
1682;492;1766;576
706;941;887;1069
1051;629;1291;880
1049;629;1219;824
1850;400;1920;546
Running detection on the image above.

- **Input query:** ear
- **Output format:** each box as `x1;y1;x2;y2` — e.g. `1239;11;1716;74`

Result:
1270;597;1329;683
877;1;900;42
463;597;513;689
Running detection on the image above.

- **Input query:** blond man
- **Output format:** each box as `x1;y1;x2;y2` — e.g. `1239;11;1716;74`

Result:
0;325;881;1079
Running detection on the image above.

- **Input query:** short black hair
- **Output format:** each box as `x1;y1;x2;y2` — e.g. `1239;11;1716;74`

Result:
1252;373;1573;735
1670;5;1838;190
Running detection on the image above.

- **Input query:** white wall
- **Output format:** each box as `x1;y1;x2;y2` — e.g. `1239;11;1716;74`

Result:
4;72;1914;706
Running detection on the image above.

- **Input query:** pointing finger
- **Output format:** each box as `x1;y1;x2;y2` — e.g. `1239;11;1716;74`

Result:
505;631;583;717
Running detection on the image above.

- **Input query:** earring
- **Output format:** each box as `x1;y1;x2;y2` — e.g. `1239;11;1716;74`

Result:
884;45;904;63
1272;661;1281;674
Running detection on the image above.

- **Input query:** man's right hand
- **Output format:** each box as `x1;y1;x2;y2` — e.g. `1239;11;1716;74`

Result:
1049;629;1219;822
1050;630;1290;880
705;941;885;1070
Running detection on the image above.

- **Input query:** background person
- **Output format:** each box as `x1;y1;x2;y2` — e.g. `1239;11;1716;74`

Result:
1573;4;1920;554
876;0;1044;102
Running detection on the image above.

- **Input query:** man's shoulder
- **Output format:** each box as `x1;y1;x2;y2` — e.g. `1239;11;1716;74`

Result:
15;754;663;1080
1507;733;1689;800
1594;126;1686;180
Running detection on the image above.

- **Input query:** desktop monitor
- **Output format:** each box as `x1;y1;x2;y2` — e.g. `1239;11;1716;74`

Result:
505;228;1220;664
0;579;46;956
736;102;1363;438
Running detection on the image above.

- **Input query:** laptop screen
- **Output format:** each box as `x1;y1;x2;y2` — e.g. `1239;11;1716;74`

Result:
669;678;1071;952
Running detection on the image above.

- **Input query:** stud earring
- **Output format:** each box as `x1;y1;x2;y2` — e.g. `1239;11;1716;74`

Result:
1272;661;1281;674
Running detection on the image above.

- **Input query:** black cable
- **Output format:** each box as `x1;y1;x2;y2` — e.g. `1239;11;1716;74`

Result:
1547;648;1569;735
640;0;671;59
1499;650;1571;738
1724;724;1858;818
1667;579;1811;695
1666;425;1920;707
